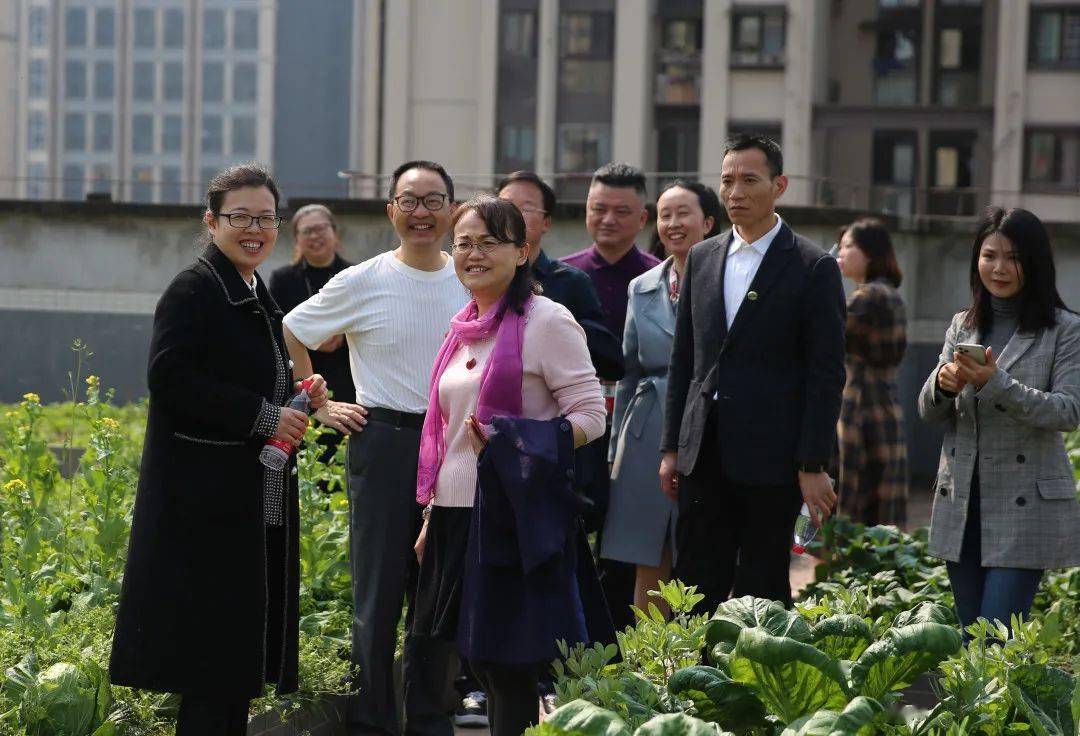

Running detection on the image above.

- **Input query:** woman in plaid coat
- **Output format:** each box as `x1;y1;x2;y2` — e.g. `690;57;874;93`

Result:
836;219;908;525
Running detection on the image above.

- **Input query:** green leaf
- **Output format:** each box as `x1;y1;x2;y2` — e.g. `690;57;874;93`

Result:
781;696;885;736
667;666;770;733
1007;664;1077;736
2;651;39;701
705;596;813;650
809;615;873;661
848;622;961;700
542;699;633;736
1072;676;1080;736
891;602;956;628
633;712;733;736
729;627;850;724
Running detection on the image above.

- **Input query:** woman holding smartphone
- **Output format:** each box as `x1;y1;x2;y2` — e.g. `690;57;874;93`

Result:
918;207;1080;632
411;196;607;736
110;164;328;735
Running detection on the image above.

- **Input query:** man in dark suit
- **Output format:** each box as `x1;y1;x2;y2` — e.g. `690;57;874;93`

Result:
659;135;846;611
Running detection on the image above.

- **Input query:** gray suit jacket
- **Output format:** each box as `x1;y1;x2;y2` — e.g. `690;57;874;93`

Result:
918;308;1080;569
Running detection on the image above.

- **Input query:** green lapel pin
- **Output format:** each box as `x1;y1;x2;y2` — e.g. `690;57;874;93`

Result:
747;290;759;301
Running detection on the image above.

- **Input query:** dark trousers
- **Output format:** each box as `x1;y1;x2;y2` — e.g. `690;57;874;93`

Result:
176;694;249;736
347;417;453;736
946;474;1043;635
674;433;802;614
469;660;544;736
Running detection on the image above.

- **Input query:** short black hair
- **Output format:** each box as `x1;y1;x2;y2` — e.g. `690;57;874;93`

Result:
723;134;784;178
845;217;903;288
649;179;724;259
206;162;280;214
496;171;556;216
591;162;647;198
388;160;455;202
451;195;539;314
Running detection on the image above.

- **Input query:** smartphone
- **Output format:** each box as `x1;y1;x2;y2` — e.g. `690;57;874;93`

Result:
467;414;488;441
956;343;987;365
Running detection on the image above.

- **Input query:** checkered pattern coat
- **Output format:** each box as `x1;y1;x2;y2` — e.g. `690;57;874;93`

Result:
837;280;909;525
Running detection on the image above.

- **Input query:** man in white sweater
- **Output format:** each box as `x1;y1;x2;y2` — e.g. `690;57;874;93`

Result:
284;161;467;736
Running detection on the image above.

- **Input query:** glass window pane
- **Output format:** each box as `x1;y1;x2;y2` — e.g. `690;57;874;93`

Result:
26;163;47;198
1060;133;1079;184
28;59;47;99
762;15;784;60
131;166;153;203
161;167;181;203
204;9;225;48
62;164;85;201
65;61;86;99
64;113;86;152
66;7;87;47
736;15;761;49
560;59;612;95
134;8;156;48
231;116;256;155
163;62;183;101
1064;13;1080;63
557;123;611;172
202;115;223;154
133;114;154;153
233;9;259;50
133;62;155;101
95;8;115;47
93;113;113;152
502;11;536;57
90;164;111;194
940;28;962;68
203;62;224;102
28;111;47;150
233;63;257;102
1034;12;1062;63
893;143;915;184
934;147;959;187
94;61;114;100
162;115;182;152
1027;132;1055;182
29;7;48;47
164;8;184;48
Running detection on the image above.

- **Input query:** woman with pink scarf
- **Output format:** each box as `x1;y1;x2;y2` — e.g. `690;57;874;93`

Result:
412;196;606;736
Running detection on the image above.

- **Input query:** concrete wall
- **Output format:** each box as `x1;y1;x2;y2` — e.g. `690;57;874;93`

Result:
4;198;1080;488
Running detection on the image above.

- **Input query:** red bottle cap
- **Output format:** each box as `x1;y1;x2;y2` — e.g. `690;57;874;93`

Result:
792;544;806;555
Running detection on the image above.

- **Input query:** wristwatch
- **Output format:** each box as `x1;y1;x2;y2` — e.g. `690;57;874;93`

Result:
796;462;828;474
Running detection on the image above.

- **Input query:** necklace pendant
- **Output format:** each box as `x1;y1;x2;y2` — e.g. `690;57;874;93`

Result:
465;358;477;370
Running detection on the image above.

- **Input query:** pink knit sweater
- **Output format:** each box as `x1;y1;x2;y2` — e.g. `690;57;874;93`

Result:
432;296;607;507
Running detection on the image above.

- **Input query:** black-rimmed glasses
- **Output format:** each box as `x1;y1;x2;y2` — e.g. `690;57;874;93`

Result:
220;212;285;229
392;192;448;212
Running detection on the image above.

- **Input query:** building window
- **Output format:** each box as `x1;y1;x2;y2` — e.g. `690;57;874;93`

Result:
163;62;184;101
65;61;87;99
202;115;223;154
203;62;224;102
204;9;226;49
90;164;111;194
502;10;537;58
66;7;87;47
557;123;611;173
499;125;536;167
28;111;47;150
200;167;217;193
233;9;259;50
29;7;48;47
656;16;702;104
28;59;47;99
162;115;182;152
558;12;615;95
133;114;154;153
131;166;154;203
133;62;155;101
161;167;181;203
64;113;86;152
233;63;257;102
232;116;256;155
879;0;919;7
94;61;114;100
26;163;48;198
872;130;917;214
874;28;920;104
134;8;156;48
95;7;115;47
731;8;785;68
1025;129;1080;189
93;113;113;152
62;164;85;201
1030;8;1080;68
164;8;185;48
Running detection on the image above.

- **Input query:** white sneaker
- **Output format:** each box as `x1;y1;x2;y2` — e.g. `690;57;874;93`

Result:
453;690;489;729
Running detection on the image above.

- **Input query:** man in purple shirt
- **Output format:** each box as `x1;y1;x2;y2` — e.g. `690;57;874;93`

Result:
562;163;660;339
562;162;659;631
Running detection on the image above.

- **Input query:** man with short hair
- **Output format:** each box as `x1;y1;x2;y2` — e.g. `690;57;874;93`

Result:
283;161;467;736
562;162;660;630
660;135;846;614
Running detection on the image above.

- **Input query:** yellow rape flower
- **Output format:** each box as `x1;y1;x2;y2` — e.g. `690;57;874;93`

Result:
3;479;27;493
98;417;121;433
22;392;40;404
85;375;100;388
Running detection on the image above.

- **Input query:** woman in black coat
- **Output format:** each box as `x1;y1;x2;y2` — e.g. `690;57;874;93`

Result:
110;163;328;736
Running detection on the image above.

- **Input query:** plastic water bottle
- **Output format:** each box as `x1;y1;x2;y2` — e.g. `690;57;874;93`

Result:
259;379;313;471
792;503;818;555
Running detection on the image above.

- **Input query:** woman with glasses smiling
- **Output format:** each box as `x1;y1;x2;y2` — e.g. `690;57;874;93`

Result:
411;196;610;736
110;163;328;736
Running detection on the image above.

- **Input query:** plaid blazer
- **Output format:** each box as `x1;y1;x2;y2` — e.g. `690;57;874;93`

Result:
837;280;908;525
917;308;1080;569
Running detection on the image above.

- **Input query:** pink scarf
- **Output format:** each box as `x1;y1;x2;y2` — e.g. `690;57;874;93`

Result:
416;295;530;504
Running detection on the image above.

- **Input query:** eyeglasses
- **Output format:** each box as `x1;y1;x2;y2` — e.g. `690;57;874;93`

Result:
220;212;285;230
299;222;333;237
451;239;514;255
518;206;548;217
392;192;448;212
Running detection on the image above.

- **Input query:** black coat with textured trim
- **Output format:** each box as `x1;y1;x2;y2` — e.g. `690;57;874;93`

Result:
110;243;300;698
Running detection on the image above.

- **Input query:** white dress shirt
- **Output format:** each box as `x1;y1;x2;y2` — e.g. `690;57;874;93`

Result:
723;214;783;329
